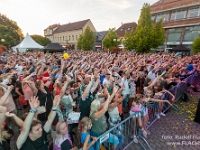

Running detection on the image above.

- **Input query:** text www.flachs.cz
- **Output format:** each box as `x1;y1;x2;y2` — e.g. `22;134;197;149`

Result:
166;141;200;146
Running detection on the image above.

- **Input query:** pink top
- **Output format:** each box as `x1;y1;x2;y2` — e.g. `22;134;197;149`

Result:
22;83;33;100
130;104;141;112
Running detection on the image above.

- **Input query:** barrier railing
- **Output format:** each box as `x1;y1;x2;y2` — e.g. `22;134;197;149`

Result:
93;72;200;150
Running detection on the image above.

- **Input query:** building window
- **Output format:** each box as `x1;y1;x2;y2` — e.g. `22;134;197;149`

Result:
167;28;182;42
60;37;62;41
58;37;59;41
120;28;124;31
66;36;68;40
127;27;132;31
76;35;78;40
151;15;156;21
63;36;64;41
69;36;71;41
188;7;200;18
171;10;186;21
72;35;74;41
183;26;200;42
156;13;169;22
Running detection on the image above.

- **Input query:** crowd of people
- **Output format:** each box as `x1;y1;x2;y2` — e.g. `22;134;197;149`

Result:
0;50;199;150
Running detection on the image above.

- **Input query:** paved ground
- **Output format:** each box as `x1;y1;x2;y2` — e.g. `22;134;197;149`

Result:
127;94;200;150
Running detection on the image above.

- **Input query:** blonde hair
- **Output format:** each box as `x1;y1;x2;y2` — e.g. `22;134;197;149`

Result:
55;120;66;134
90;99;100;116
78;117;91;133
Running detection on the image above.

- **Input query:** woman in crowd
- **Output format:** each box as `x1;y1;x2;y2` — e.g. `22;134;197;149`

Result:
31;78;53;125
108;86;125;147
79;117;97;150
90;87;119;150
129;94;144;143
53;121;78;150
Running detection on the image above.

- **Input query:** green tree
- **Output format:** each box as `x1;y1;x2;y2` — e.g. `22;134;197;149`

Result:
0;25;19;48
123;28;136;50
77;26;96;50
135;3;154;53
0;13;24;40
152;17;165;49
77;34;83;50
192;37;200;54
102;28;119;50
31;35;51;46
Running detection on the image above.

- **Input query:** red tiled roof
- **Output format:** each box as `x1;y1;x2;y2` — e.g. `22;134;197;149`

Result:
116;22;137;37
44;24;59;31
53;19;90;33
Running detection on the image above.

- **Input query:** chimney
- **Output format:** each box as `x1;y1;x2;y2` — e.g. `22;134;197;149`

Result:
121;22;123;26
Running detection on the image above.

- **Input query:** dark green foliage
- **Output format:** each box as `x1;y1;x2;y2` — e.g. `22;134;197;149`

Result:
31;34;51;46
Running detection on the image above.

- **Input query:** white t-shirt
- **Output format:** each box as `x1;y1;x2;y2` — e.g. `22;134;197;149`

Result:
148;71;156;82
121;78;130;95
15;65;23;75
103;78;112;88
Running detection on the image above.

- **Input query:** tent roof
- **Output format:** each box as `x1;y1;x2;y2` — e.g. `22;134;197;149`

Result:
43;43;67;51
13;33;43;49
171;44;190;51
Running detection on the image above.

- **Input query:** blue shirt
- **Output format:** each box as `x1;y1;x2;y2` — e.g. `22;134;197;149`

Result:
187;64;194;72
81;132;94;150
53;65;58;70
100;75;105;85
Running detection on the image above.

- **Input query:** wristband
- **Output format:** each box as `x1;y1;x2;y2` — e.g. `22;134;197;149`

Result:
30;109;36;113
52;108;57;111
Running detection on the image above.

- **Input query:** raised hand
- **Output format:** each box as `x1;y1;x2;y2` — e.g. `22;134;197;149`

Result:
29;96;40;110
91;74;95;82
52;95;61;110
113;85;119;94
77;75;83;81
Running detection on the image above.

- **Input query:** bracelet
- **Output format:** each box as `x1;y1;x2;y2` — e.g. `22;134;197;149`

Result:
30;109;36;113
52;108;57;111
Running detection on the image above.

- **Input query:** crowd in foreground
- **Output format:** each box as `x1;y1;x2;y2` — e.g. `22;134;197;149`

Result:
0;50;199;150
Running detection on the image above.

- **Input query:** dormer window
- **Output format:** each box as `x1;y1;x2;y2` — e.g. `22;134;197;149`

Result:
120;28;124;31
127;27;132;31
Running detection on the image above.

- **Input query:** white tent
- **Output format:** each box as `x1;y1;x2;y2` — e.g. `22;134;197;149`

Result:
12;33;43;52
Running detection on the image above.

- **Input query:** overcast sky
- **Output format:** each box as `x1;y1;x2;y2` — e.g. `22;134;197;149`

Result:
0;0;157;36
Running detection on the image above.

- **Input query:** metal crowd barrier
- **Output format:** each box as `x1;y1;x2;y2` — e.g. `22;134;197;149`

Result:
94;73;200;150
